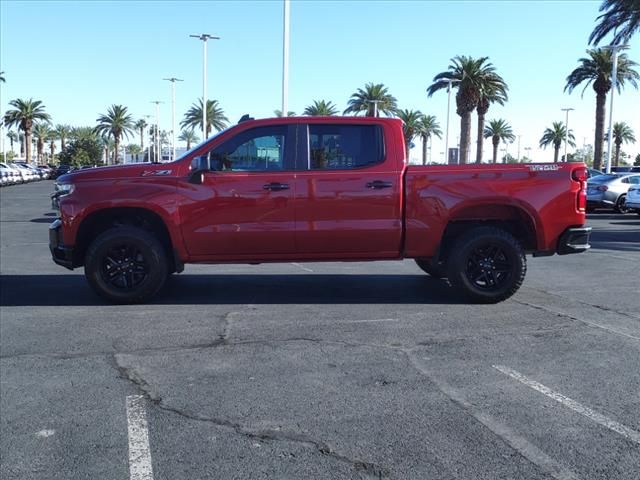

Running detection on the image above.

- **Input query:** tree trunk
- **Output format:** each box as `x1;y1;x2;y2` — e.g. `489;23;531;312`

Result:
25;130;32;164
115;136;120;165
187;139;191;150
492;137;499;163
593;91;607;171
459;111;472;164
554;145;560;163
139;128;144;150
422;135;427;165
61;136;66;151
476;112;486;163
614;140;621;167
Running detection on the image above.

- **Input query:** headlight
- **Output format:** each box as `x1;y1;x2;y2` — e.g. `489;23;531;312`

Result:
55;183;75;195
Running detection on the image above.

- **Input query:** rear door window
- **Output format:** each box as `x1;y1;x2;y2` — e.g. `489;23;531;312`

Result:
304;124;384;170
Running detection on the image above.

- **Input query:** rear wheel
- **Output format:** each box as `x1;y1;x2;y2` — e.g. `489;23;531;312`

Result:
84;226;168;304
447;227;526;303
614;195;630;214
415;258;446;279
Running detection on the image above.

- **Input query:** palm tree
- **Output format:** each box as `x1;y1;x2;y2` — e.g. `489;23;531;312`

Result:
475;75;508;163
397;109;424;160
134;119;148;150
94;105;134;165
589;0;640;45
71;126;98;141
178;129;200;149
539;122;576;162
344;82;398;117
484;119;516;163
303;100;339;116
565;48;639;170
612;122;636;166
181;98;229;137
428;56;500;164
33;123;52;163
55;124;71;151
3;98;51;163
0;71;5;83
49;132;58;160
273;110;296;117
7;130;18;152
416;115;442;165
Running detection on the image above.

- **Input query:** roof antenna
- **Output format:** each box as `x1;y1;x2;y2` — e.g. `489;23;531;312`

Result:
238;114;254;123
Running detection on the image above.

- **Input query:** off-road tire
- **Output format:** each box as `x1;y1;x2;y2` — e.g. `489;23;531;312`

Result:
415;258;447;279
447;226;526;304
84;226;168;304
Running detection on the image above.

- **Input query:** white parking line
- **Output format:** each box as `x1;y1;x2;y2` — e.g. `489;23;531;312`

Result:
493;365;640;445
126;395;155;480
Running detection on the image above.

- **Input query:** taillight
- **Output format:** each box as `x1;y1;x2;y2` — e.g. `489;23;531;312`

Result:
596;185;608;192
572;167;588;182
572;167;588;212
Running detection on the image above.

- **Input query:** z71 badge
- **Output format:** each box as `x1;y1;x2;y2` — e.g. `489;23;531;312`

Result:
141;170;172;176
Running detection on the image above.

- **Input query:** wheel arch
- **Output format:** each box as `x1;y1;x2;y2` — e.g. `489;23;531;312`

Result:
72;207;181;272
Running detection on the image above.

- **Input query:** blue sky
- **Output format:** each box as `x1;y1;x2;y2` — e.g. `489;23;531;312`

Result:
1;0;639;163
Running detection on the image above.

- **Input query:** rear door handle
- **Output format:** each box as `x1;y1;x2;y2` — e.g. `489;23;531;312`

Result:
366;180;393;189
263;182;290;191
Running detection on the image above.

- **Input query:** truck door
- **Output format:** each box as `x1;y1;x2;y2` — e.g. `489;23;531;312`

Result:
294;123;403;257
179;124;297;258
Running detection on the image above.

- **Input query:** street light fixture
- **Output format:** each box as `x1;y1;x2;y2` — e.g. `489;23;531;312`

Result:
190;33;220;140
561;107;574;162
163;77;184;162
282;0;290;116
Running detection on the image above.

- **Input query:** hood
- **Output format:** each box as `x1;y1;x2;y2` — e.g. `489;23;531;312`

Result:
57;163;181;183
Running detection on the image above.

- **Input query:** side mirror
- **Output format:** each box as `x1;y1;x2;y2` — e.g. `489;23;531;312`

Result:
189;156;209;184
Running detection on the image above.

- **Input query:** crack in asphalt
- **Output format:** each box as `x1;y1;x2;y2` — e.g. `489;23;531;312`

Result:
112;352;390;479
525;286;640;321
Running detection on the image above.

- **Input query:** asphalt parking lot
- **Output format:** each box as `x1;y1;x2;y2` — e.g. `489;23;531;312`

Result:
1;180;639;480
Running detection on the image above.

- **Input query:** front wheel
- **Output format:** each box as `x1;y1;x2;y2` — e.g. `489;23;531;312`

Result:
84;226;168;304
447;227;526;303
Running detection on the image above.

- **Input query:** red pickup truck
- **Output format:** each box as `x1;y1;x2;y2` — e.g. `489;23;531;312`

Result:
50;116;591;304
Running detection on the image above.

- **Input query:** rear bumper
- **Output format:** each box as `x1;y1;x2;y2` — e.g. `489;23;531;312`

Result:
49;219;74;270
557;226;591;255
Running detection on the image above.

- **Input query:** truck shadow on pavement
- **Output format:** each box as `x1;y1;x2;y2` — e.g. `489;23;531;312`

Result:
589;228;640;251
0;274;464;307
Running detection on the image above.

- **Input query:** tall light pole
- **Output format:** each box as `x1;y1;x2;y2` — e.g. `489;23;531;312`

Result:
517;135;522;161
444;79;454;164
143;114;152;162
190;33;220;140
561;107;574;162
163;77;183;161
602;44;626;173
282;0;290;116
151;101;162;163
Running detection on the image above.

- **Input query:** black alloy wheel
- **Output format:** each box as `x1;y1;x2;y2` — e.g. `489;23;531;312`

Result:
101;243;149;290
85;226;168;304
447;226;526;303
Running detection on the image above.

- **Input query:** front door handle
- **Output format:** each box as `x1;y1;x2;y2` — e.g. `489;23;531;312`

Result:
366;180;393;189
263;182;290;191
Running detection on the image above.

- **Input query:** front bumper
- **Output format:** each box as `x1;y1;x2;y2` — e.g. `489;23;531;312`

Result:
49;219;74;270
557;226;592;255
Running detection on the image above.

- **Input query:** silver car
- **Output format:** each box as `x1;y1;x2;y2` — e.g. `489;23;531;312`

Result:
587;173;640;213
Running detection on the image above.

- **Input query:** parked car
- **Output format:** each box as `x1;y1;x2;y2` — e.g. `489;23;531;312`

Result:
1;163;24;183
10;163;38;182
0;167;13;186
610;166;640;173
53;164;72;179
625;182;640;215
50;116;591;304
587;173;640;213
587;168;603;178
